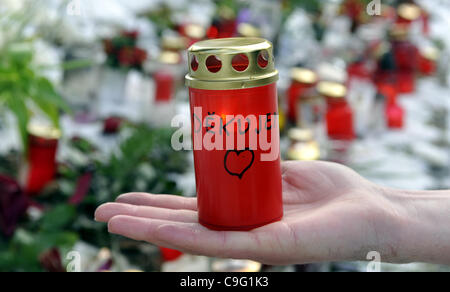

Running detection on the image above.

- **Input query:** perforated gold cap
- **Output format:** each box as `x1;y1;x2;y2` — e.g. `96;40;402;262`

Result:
185;24;206;40
421;46;440;61
161;35;187;51
28;123;61;139
317;81;347;98
237;23;262;38
185;37;278;90
291;68;318;84
398;3;421;21
159;50;181;64
288;128;313;142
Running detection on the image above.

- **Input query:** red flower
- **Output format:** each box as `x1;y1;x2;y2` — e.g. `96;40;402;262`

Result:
118;47;135;67
103;39;114;55
118;47;147;67
133;47;147;65
0;175;28;237
121;30;139;40
39;248;65;272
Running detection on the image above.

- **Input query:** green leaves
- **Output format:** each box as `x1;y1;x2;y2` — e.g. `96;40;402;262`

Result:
0;43;69;152
40;205;77;232
6;95;29;152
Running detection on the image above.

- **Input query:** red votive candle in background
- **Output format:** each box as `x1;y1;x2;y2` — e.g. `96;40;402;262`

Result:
396;3;422;27
25;124;61;195
154;51;181;103
159;247;183;262
390;25;418;94
186;38;283;231
373;42;397;93
385;97;404;130
379;82;404;129
318;81;355;141
287;67;318;124
419;46;439;76
181;23;206;47
154;72;174;102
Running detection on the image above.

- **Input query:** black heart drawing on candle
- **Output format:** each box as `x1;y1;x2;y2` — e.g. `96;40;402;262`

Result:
224;149;255;179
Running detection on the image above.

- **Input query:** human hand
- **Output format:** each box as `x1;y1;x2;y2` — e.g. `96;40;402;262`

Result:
94;161;407;265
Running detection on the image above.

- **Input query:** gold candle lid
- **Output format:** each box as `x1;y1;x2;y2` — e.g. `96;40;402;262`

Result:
161;35;188;51
186;37;278;90
159;50;181;65
397;3;422;21
389;24;409;40
237;23;262;38
291;68;318;85
288;128;313;142
287;142;320;161
317;81;347;98
421;46;440;61
28;123;61;139
185;24;206;40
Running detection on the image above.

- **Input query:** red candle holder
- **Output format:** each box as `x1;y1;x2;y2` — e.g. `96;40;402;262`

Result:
287;68;317;124
186;38;283;231
154;71;175;103
159;247;183;262
318;82;355;141
396;3;422;27
181;23;206;47
25;124;61;195
390;25;418;94
380;83;404;129
154;50;182;103
419;46;439;76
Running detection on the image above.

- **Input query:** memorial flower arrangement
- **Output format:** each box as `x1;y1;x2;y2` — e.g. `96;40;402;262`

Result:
0;125;189;271
0;4;69;153
103;31;148;72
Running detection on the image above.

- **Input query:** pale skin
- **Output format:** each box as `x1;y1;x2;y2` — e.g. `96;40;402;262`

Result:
95;161;450;265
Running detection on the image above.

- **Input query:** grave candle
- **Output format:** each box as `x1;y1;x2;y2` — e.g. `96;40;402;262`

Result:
154;51;181;103
186;38;283;231
25;124;61;195
419;46;439;76
318;81;355;141
390;25;419;94
287;68;318;124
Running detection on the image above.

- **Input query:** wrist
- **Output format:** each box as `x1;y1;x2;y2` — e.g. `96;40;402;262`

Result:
383;188;450;264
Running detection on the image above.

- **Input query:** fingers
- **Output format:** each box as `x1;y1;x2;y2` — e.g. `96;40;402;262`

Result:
107;215;264;260
116;193;197;211
95;202;198;223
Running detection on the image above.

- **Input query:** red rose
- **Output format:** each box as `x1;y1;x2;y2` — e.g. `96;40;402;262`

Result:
121;30;139;40
133;48;147;65
118;47;135;67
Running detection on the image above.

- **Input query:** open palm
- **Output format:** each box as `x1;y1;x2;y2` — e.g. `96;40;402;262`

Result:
95;161;397;265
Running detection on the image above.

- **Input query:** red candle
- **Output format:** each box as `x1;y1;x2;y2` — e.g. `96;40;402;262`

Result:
181;23;206;46
318;82;355;141
154;71;174;103
25;124;61;195
419;46;439;76
380;83;404;129
159;247;183;262
186;38;283;231
385;102;404;129
396;3;422;27
390;25;418;94
287;68;317;123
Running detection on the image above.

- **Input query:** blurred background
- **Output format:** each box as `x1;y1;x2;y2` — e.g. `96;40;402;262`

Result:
0;0;449;272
